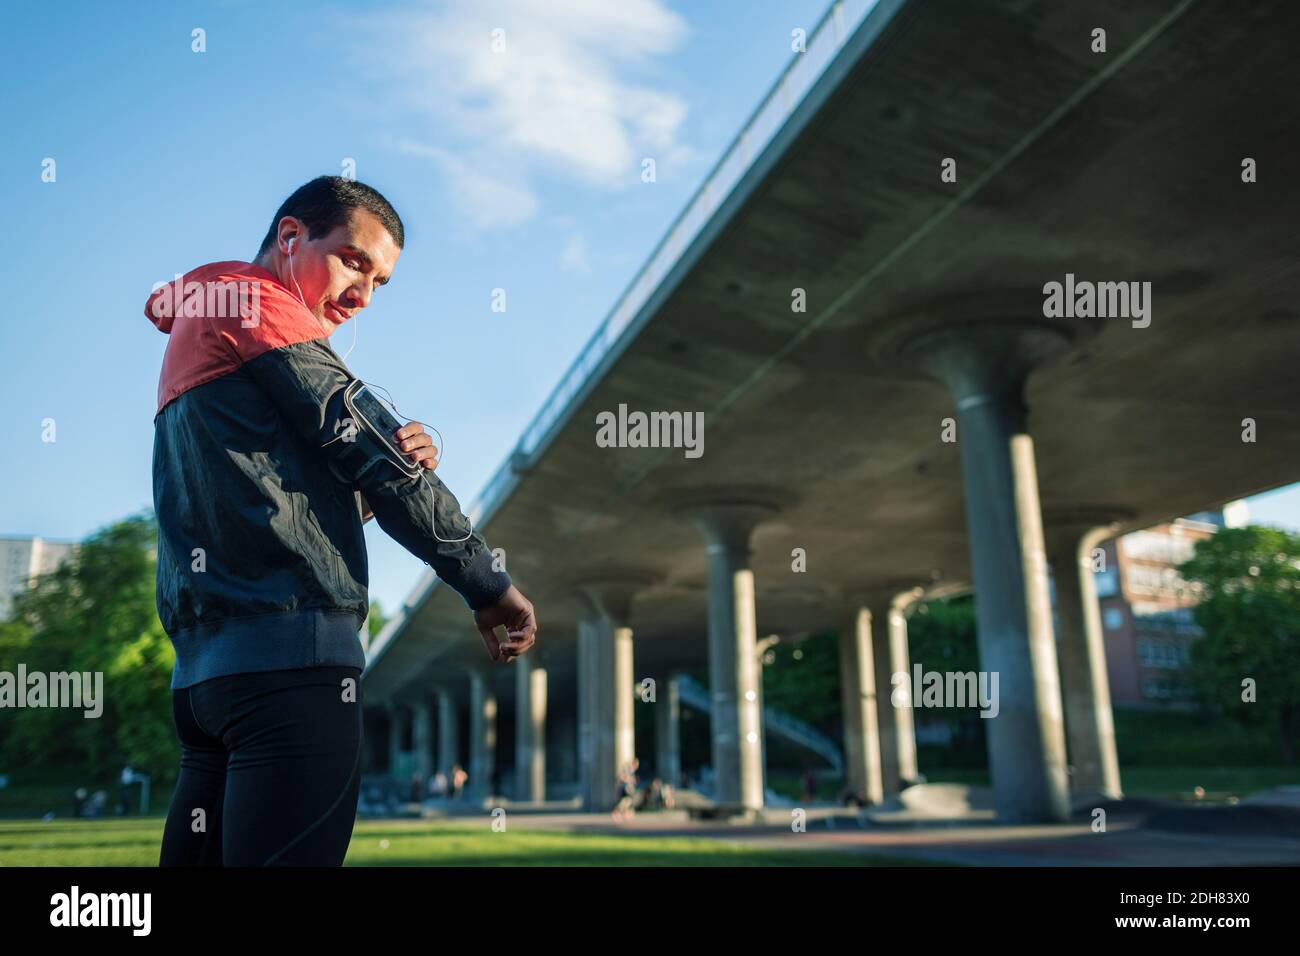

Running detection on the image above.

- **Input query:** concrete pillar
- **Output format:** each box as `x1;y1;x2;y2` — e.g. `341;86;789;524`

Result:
838;607;884;805
468;671;497;801
613;626;635;785
902;320;1072;823
655;675;682;789
411;701;434;794
887;592;922;787
386;703;406;776
577;620;596;808
581;616;616;809
681;497;778;813
551;715;577;785
1045;513;1126;802
577;578;648;811
755;639;772;791
869;606;902;798
514;653;547;802
863;590;924;798
436;690;459;780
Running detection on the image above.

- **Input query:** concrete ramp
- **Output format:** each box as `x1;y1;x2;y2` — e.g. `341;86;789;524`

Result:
901;782;996;814
866;782;997;823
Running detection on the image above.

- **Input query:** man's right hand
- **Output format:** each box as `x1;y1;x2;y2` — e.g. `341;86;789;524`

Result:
472;585;538;664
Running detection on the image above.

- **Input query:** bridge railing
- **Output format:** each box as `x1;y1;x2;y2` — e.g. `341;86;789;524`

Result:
467;0;880;527
675;675;844;773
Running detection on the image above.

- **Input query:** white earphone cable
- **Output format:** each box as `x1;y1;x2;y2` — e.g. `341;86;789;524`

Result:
363;386;472;544
289;240;469;543
288;238;360;361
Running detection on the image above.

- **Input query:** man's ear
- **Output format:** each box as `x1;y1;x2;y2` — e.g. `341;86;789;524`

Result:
276;216;305;255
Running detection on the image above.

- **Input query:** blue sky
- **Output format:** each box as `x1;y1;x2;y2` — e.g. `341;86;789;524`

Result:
2;0;1298;617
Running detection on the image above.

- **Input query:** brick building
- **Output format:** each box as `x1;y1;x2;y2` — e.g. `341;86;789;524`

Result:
1090;503;1248;708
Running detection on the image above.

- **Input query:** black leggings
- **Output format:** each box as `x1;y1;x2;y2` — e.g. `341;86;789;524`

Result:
159;665;363;866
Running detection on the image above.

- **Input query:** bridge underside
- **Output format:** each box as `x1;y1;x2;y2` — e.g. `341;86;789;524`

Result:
363;0;1300;820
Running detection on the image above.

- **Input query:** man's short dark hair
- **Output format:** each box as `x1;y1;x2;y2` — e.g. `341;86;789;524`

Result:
256;176;405;259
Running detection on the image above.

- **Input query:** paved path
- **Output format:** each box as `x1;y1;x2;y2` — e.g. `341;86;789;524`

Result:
458;809;1300;866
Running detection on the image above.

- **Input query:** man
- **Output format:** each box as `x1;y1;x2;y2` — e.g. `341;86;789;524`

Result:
149;176;536;866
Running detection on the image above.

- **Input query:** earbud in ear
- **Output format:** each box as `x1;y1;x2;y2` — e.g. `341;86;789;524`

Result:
286;236;297;256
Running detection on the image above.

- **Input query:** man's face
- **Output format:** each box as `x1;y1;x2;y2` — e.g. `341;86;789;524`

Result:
279;208;400;333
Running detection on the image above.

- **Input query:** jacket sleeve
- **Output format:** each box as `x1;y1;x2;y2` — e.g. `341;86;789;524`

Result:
226;284;511;611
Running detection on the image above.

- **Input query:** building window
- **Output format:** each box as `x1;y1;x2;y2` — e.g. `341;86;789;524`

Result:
1138;639;1187;668
1123;530;1197;564
1104;607;1124;630
1127;564;1190;597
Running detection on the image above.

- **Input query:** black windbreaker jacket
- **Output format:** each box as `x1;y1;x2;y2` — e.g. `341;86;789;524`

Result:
147;260;511;688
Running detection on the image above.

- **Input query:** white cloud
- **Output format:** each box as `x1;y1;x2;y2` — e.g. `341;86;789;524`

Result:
396;142;539;232
350;0;694;229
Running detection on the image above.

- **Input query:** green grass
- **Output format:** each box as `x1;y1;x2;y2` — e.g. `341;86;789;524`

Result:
0;817;931;867
1108;766;1300;800
341;820;926;866
0;818;160;866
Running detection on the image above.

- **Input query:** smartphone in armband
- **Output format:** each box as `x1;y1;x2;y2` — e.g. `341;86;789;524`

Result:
341;380;423;480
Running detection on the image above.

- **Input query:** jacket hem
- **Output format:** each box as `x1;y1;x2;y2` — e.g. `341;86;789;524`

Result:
169;608;366;689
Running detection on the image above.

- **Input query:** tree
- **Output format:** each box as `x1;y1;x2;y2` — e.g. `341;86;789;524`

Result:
0;512;177;782
367;599;389;639
1178;525;1300;763
761;631;841;731
907;595;986;762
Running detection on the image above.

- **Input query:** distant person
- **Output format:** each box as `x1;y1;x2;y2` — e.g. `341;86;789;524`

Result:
644;777;669;811
801;768;817;804
429;771;449;799
644;777;676;810
451;764;468;799
612;758;640;821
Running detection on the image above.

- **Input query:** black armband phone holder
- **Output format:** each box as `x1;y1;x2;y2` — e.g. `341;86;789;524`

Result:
325;380;423;483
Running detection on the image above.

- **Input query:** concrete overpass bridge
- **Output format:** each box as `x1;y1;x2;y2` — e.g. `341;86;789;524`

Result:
360;0;1300;823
